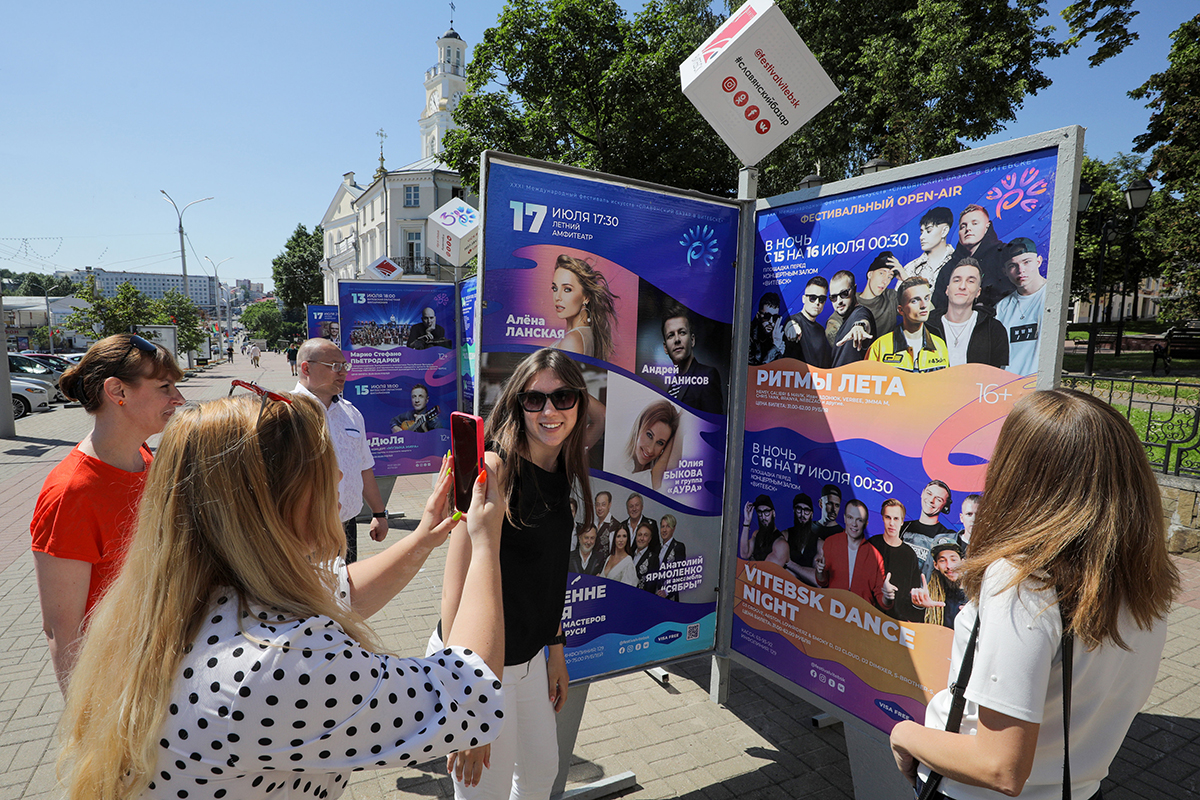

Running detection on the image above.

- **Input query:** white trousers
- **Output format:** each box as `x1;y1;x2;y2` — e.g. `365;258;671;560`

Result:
427;630;559;800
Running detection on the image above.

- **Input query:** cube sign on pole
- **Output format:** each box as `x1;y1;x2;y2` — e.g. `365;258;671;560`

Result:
680;0;839;167
428;199;480;267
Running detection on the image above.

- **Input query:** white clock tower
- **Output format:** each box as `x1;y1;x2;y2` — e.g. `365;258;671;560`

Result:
419;27;467;158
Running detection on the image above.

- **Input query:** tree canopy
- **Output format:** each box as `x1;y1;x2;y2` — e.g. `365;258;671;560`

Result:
272;224;324;311
1130;14;1200;321
442;0;1145;197
239;301;285;346
62;276;208;354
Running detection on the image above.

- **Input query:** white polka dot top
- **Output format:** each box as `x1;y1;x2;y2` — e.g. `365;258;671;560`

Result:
141;592;504;799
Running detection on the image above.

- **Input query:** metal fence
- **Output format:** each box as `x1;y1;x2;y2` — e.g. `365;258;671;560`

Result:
1060;373;1200;480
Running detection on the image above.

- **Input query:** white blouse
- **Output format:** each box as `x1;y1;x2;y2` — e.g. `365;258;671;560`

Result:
141;591;503;799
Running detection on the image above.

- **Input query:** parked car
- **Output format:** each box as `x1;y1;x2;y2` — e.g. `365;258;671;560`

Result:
8;353;65;401
24;353;74;371
11;378;51;419
62;353;85;365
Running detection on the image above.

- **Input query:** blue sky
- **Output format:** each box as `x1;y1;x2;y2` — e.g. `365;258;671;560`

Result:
1;1;1189;292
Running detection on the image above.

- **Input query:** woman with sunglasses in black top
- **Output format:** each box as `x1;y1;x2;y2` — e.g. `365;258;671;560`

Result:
30;334;184;694
434;348;595;798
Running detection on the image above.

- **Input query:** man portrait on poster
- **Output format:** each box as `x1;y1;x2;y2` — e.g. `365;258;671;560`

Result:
739;494;782;561
766;492;820;586
927;258;1009;369
903;206;956;289
661;305;723;414
933;204;1009;312
389;383;441;433
866;277;950;374
814;500;896;611
856;251;909;340
900;479;956;581
568;526;604;576
994;237;1048;375
867;499;924;623
406;307;451;350
812;484;844;540
824;271;875;367
781;276;832;368
749;292;785;366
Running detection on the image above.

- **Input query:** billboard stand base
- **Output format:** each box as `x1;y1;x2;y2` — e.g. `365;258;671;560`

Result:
709;654;730;704
645;667;670;685
552;683;638;800
810;713;840;729
846;723;914;799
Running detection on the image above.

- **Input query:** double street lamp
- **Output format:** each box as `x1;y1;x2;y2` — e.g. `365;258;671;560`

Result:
162;190;213;368
205;256;234;348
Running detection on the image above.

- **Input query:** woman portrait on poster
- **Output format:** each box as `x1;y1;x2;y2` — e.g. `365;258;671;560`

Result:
632;521;662;593
601;527;636;586
625;399;682;491
550;254;618;362
890;389;1178;800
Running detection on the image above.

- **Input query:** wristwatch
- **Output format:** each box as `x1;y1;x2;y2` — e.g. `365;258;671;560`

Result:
372;510;389;519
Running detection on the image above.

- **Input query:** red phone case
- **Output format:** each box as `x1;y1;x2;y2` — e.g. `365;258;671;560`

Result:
450;412;484;512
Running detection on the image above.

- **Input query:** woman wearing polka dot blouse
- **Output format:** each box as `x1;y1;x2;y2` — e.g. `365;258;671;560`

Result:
437;348;594;798
57;393;507;800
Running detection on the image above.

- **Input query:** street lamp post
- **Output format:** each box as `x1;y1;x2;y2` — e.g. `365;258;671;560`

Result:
1115;178;1154;357
204;256;234;346
161;190;212;368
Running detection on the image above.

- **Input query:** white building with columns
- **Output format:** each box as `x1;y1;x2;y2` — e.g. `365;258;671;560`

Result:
320;27;476;302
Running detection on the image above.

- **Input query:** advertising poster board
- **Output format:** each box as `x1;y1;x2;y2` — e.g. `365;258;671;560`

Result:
460;275;477;411
306;304;339;341
732;137;1078;732
337;281;456;477
480;153;740;680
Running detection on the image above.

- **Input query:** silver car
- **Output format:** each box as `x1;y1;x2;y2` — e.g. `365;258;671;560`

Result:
8;353;65;401
11;377;51;419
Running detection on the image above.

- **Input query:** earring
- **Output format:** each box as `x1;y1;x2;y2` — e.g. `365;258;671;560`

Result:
118;400;124;406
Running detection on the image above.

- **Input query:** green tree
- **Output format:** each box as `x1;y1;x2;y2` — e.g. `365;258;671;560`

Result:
1130;14;1200;322
149;289;207;356
272;224;324;311
30;326;67;351
239;301;284;347
443;0;1142;196
64;275;157;338
15;273;79;297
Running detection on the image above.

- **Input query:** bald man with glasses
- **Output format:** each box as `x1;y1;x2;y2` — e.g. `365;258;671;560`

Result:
295;337;389;563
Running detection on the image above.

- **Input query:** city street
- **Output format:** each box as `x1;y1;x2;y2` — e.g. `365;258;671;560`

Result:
1;349;1199;798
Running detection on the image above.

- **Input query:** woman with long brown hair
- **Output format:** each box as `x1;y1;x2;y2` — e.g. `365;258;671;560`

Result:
550;254;619;361
890;389;1179;799
31;333;184;694
436;347;594;798
58;392;506;800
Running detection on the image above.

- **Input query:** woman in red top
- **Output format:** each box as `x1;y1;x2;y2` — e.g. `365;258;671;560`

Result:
30;333;184;693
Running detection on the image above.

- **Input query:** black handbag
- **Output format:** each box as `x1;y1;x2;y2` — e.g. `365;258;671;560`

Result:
917;619;1079;800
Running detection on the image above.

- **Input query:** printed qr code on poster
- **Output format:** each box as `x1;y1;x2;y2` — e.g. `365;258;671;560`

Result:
687;623;700;641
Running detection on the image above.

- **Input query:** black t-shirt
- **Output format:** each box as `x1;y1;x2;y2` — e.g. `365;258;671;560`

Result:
750;525;782;561
786;523;819;567
867;535;924;623
498;454;573;665
812;521;843;541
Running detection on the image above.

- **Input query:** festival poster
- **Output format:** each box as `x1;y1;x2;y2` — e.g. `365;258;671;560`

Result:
734;147;1065;732
460;275;477;412
336;282;456;477
480;155;740;679
306;304;339;341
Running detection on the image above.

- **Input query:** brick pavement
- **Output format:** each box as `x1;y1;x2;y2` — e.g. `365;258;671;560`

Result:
1;348;1199;798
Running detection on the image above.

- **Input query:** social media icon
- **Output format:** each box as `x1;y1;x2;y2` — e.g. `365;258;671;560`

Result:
744;105;760;120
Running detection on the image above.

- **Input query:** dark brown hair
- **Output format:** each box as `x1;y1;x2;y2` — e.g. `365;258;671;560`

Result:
60;334;184;413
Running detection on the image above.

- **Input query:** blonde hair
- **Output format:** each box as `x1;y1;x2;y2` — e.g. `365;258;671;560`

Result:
625;400;681;473
58;394;381;800
961;389;1179;649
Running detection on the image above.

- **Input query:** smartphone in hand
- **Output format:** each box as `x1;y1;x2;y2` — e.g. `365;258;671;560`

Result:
450;412;485;514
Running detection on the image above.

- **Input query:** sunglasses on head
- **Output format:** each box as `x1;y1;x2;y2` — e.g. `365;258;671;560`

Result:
804;294;828;303
125;334;157;358
229;379;293;423
517;388;581;413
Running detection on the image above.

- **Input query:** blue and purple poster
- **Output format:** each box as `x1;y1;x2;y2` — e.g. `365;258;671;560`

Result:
460;275;477;412
481;155;741;679
733;147;1070;732
337;282;456;477
306;304;339;341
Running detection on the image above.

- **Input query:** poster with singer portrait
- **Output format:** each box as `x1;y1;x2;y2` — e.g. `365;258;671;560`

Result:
479;153;741;680
337;281;456;477
733;142;1074;733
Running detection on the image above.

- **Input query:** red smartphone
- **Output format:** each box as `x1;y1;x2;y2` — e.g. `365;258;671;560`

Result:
450;412;485;513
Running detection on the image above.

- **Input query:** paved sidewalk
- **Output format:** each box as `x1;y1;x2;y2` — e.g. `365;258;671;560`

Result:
2;349;1199;799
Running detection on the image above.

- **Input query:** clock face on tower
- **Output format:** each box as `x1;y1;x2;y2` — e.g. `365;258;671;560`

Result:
427;91;440;114
449;90;465;110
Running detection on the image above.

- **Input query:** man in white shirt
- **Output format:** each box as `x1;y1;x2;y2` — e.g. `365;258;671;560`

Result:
295;338;388;563
994;237;1048;375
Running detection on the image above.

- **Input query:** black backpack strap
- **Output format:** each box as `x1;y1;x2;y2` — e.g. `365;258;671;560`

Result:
1062;630;1074;800
918;616;982;800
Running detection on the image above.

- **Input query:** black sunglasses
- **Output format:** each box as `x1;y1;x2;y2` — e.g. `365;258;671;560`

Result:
830;289;853;301
804;294;828;303
125;334;157;358
517;389;581;413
